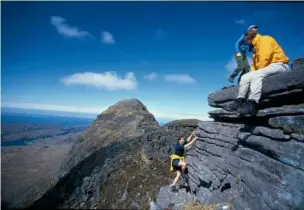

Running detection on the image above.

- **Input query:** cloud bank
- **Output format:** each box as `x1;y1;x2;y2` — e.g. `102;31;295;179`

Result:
51;16;93;39
101;31;115;44
61;71;137;91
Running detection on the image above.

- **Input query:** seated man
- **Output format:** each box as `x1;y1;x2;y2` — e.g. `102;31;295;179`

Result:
228;25;258;84
169;131;197;192
225;29;290;116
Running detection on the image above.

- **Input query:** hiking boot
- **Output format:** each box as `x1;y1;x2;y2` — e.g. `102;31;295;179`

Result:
224;98;245;112
238;100;258;116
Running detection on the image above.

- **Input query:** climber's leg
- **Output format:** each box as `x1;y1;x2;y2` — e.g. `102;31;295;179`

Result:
172;170;182;186
170;170;181;192
247;62;289;103
237;70;255;98
238;62;289;115
237;60;250;84
178;161;186;174
224;71;254;112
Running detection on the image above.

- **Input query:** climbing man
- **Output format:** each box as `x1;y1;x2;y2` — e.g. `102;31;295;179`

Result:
169;131;198;192
225;28;290;116
228;25;258;84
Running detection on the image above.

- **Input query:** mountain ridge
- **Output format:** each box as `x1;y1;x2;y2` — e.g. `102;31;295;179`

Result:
22;98;198;210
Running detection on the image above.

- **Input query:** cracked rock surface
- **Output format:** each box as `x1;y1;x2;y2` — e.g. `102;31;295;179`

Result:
154;63;304;210
208;64;304;111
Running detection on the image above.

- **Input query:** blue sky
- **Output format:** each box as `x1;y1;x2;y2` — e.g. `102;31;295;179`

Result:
2;2;304;121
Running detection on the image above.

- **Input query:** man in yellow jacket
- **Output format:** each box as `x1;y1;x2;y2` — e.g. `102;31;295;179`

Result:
225;29;290;116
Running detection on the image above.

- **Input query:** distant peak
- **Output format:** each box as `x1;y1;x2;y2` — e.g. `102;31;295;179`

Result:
107;98;148;112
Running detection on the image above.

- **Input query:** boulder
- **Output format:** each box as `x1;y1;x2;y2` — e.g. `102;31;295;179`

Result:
292;57;304;72
162;119;199;134
208;67;304;110
208;103;304;121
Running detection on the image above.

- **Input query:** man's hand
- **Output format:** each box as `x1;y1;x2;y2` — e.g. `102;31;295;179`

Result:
236;52;241;57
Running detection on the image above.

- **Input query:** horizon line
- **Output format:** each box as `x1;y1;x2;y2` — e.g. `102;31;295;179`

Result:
1;105;212;122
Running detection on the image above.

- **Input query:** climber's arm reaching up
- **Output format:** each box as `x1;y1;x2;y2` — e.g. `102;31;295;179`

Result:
185;132;197;148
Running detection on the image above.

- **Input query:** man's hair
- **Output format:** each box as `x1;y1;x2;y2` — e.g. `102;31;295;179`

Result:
247;25;258;32
178;136;184;142
246;29;257;39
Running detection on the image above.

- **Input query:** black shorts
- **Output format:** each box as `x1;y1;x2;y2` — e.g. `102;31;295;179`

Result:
172;159;181;171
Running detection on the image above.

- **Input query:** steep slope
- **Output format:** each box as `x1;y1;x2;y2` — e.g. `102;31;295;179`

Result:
95;119;199;209
154;59;304;210
27;99;199;210
58;99;159;178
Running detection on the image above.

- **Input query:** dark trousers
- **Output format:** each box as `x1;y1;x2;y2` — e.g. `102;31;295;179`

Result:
230;53;250;84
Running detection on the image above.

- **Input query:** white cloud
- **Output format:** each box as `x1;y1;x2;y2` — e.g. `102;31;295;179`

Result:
144;72;158;80
235;18;245;25
101;31;115;44
225;56;253;76
61;71;137;91
164;74;196;84
51;16;93;39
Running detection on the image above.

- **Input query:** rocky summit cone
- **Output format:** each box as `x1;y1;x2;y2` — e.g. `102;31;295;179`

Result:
104;98;149;112
59;98;159;178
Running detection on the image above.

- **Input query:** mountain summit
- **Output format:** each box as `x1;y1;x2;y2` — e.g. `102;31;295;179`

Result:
59;98;159;178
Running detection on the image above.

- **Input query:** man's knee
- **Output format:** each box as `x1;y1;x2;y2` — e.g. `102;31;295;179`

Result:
256;63;288;77
179;161;186;167
239;72;252;84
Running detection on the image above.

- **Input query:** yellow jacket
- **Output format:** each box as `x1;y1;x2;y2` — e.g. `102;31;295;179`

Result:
170;154;185;172
250;34;289;71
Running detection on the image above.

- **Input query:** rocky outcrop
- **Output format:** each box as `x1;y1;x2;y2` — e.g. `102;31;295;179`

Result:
154;60;304;210
186;121;304;210
208;67;304;110
162;119;199;139
27;99;199;210
292;57;304;72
